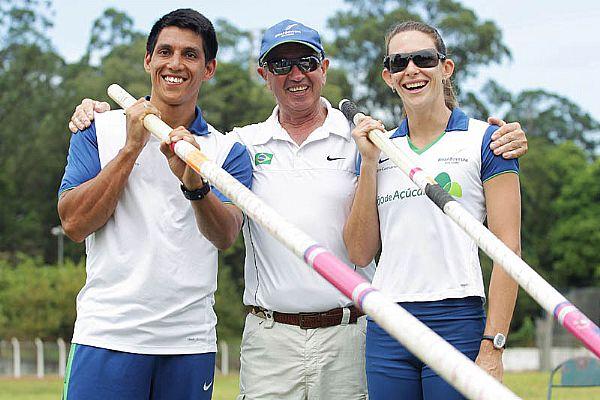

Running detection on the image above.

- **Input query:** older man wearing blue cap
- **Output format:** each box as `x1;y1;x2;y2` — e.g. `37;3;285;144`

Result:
230;19;374;399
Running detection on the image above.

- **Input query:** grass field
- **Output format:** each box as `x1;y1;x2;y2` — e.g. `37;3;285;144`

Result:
0;372;598;399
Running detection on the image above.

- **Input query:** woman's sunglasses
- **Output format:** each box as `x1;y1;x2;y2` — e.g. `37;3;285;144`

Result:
263;56;322;75
383;49;446;73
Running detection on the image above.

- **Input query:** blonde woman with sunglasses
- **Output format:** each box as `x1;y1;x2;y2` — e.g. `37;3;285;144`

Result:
344;21;522;400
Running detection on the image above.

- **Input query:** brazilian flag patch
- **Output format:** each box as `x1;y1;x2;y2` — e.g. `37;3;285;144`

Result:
255;152;273;165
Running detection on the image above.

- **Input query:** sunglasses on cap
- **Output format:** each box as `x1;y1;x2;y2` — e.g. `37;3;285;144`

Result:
383;49;446;73
263;55;322;75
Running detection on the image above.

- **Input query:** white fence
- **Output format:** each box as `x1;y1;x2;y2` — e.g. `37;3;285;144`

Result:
503;346;596;371
0;338;233;378
1;337;592;377
0;338;67;378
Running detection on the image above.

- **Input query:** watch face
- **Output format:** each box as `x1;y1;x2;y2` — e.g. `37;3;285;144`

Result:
494;333;506;349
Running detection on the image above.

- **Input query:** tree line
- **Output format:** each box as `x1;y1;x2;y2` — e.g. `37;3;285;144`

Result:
0;0;598;344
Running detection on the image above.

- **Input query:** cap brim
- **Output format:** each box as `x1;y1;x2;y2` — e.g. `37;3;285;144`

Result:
259;40;322;63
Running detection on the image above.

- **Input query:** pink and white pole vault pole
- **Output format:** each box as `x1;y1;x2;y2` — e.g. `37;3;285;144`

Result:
107;84;521;400
339;99;600;358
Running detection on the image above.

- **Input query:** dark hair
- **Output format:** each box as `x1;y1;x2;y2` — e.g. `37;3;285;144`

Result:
146;9;218;62
385;21;458;110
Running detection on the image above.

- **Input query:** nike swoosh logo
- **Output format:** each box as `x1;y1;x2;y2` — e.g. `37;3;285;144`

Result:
203;381;213;391
379;158;389;164
327;156;345;161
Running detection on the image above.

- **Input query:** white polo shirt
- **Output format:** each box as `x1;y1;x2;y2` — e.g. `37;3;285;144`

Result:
231;98;375;313
59;109;252;354
372;108;518;302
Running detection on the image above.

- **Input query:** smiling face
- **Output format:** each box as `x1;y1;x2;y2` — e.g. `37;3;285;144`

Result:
382;30;454;114
144;26;216;109
258;42;329;119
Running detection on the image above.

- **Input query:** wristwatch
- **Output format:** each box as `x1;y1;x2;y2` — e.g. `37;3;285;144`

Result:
180;180;210;201
482;333;506;349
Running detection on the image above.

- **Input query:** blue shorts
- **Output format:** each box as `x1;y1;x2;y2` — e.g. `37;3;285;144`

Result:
62;344;216;400
366;297;485;400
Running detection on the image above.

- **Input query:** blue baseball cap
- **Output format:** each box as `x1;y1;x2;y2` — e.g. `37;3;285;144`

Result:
259;19;325;63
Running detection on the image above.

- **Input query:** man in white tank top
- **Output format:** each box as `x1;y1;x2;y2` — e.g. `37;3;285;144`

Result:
58;9;252;400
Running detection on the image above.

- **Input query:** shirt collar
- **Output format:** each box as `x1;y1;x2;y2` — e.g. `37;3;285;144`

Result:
188;106;210;136
390;107;469;138
145;95;209;136
251;97;350;145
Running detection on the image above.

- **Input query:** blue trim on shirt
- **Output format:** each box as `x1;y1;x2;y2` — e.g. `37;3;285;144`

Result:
390;107;470;138
480;125;519;182
445;108;470;132
212;142;253;202
390;118;409;138
187;106;210;136
58;123;101;197
355;153;362;176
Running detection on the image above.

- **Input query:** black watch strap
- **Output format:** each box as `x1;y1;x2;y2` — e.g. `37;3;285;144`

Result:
482;334;506;349
180;182;210;201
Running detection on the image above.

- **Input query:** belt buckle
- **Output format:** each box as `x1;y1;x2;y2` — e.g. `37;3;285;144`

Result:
264;310;275;329
298;312;319;329
341;307;351;325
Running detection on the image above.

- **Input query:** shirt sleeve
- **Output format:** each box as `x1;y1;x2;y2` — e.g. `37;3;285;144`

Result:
58;123;101;197
355;153;362;176
481;125;519;182
212;141;253;202
351;121;362;176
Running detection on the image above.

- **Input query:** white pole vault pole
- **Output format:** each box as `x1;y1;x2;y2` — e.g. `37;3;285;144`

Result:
339;99;600;359
107;84;521;400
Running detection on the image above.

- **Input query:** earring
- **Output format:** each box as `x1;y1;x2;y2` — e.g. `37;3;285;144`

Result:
391;87;397;94
442;78;447;84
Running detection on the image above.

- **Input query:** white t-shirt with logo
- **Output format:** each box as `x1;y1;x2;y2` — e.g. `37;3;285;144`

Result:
230;98;375;313
372;108;518;302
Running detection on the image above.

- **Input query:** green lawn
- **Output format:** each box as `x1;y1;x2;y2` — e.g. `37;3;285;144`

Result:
0;372;598;399
504;371;599;400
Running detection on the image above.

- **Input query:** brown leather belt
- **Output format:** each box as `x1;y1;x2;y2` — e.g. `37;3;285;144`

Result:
247;305;364;329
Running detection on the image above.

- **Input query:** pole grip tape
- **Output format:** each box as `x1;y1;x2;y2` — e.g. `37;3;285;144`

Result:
425;183;455;210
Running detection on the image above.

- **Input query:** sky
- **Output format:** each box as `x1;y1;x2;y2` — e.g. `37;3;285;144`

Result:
48;0;600;121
